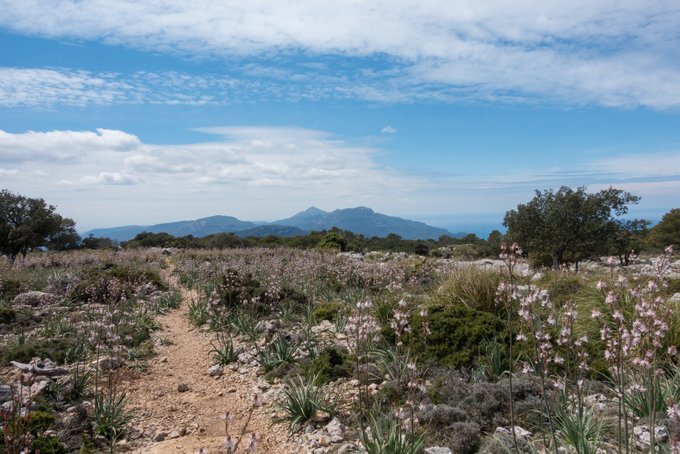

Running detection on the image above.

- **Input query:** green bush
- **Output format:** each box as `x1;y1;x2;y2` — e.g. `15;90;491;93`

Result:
433;267;500;313
32;436;67;454
411;304;505;368
28;410;56;435
312;301;345;322
1;335;78;364
0;278;24;303
540;272;583;305
310;346;352;383
0;306;16;324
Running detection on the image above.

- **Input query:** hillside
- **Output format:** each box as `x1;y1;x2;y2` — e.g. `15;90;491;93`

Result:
273;206;451;240
83;207;453;241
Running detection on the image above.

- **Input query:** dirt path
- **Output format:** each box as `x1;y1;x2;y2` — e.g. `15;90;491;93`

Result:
123;264;301;454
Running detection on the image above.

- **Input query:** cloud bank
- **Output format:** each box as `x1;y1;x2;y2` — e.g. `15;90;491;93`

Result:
1;1;679;108
0;126;677;229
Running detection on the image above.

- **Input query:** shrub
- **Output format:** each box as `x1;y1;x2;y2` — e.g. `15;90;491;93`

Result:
433;266;500;313
447;421;482;454
1;335;78;364
0;306;16;324
69;264;166;303
31;436;68;454
0;278;24;303
426;368;544;433
312;300;345;322
310;346;352;383
411;304;505;368
28;410;56;435
539;272;583;305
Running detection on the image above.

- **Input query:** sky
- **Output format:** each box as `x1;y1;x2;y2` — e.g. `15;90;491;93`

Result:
1;1;679;235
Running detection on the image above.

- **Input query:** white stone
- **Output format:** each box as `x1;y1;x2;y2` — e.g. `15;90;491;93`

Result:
425;448;452;454
208;365;223;377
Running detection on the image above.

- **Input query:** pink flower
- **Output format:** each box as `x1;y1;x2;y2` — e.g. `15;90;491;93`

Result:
246;432;259;452
224;436;236;453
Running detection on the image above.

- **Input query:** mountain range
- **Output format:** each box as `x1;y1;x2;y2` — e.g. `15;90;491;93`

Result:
83;207;455;242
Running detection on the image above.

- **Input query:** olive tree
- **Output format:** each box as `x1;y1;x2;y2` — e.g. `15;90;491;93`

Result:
503;186;640;269
0;189;80;260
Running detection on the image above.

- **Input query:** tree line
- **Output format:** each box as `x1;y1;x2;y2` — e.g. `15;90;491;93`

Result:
2;187;678;265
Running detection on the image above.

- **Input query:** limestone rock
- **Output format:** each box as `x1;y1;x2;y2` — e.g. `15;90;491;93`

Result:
425;448;453;454
633;424;668;449
208;364;223;377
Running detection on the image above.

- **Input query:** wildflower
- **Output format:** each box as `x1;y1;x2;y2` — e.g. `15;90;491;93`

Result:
246;432;259;452
591;308;601;318
224;436;236;453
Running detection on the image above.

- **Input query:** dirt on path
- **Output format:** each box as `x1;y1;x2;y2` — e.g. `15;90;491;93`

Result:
123;264;301;454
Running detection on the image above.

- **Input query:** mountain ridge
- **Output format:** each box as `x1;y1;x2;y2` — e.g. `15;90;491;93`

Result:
83;207;453;241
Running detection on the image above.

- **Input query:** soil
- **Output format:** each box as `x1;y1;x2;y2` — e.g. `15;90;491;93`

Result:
123;264;302;454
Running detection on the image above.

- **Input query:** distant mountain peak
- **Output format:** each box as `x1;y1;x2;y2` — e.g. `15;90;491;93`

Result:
83;206;453;242
302;206;326;214
274;206;450;240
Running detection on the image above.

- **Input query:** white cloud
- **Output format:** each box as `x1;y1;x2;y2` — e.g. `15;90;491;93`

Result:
0;68;127;107
0;126;429;227
590;152;680;178
62;172;139;186
1;126;677;229
381;126;397;134
0;128;140;162
0;1;679;108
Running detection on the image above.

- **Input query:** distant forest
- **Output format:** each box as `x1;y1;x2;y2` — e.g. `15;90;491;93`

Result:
83;228;504;259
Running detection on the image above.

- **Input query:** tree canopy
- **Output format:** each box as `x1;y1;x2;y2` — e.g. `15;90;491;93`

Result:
647;208;680;250
503;186;641;269
0;189;80;260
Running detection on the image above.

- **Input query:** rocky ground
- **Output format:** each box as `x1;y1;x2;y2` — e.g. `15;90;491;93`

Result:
119;265;361;454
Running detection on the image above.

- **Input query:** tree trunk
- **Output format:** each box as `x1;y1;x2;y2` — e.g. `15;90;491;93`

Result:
551;253;561;269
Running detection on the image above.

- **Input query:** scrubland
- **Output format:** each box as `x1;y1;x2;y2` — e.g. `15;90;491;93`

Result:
1;246;679;453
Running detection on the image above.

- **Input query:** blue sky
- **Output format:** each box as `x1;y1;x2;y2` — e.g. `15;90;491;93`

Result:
1;1;679;234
